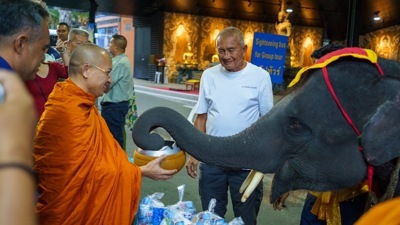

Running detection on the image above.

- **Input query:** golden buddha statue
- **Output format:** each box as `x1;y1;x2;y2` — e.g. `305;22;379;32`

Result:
276;11;291;36
183;43;194;64
211;49;219;63
275;0;298;67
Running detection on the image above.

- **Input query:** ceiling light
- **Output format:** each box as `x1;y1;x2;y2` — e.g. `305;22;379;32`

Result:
286;1;293;13
374;11;380;21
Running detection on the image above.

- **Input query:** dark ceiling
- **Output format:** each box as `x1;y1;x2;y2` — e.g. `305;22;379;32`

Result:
44;0;400;41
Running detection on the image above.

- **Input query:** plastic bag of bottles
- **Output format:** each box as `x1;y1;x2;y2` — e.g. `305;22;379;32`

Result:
134;192;165;225
191;198;226;225
191;198;244;225
162;185;196;225
228;217;244;225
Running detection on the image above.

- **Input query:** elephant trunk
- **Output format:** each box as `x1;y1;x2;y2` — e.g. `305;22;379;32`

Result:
132;107;277;172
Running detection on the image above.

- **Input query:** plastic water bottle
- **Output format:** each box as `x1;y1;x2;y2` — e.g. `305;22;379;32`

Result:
202;212;212;225
128;151;134;163
183;201;196;221
215;219;228;225
164;209;185;225
137;198;153;225
152;207;164;225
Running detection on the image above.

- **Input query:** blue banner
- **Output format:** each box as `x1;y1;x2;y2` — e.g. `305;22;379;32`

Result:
251;33;288;84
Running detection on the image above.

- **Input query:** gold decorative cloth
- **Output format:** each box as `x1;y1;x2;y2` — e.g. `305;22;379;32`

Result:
309;181;369;225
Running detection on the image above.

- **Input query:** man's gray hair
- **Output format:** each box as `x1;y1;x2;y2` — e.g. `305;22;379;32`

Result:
68;28;90;41
0;0;49;42
216;27;245;47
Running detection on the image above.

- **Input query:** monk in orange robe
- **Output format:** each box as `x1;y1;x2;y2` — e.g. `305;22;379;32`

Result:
34;43;176;225
355;197;400;225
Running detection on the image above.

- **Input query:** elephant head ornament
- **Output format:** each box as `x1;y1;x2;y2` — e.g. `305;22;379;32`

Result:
132;48;400;202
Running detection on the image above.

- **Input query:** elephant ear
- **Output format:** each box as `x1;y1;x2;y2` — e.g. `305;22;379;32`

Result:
361;95;400;166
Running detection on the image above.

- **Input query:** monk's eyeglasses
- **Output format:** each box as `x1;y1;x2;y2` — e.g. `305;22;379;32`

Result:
89;63;112;78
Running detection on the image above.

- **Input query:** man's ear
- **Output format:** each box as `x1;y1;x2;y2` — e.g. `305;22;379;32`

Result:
360;95;400;166
243;44;248;53
81;64;89;79
14;34;28;55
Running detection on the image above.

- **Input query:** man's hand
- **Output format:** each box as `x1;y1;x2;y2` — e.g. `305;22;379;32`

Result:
0;70;36;165
273;192;289;210
140;155;177;180
186;113;205;179
55;39;67;53
185;155;198;178
55;39;71;65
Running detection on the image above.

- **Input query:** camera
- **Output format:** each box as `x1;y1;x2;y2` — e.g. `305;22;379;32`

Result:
50;35;58;47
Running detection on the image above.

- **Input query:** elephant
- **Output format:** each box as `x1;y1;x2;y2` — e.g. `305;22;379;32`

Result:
132;47;400;203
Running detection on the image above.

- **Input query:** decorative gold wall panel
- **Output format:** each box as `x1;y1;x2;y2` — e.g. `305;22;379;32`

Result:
162;12;399;84
164;13;200;72
199;17;231;68
163;12;324;81
291;26;323;67
360;25;400;61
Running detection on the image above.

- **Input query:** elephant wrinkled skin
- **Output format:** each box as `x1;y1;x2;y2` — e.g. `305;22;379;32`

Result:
132;48;400;203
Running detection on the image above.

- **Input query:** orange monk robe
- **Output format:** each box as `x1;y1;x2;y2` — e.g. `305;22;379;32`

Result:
355;197;400;225
34;78;142;225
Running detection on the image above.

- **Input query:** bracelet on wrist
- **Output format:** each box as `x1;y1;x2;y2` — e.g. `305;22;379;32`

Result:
0;162;38;183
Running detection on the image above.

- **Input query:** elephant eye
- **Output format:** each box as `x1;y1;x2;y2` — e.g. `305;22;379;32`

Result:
290;118;303;130
286;117;312;142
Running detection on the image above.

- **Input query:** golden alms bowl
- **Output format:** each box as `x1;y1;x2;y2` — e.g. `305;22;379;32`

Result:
133;141;186;172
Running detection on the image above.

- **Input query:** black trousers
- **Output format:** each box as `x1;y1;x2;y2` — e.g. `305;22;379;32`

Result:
101;101;129;149
199;163;263;225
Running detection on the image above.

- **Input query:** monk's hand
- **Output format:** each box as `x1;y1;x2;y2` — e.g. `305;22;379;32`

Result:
140;155;177;180
273;192;289;210
185;155;198;179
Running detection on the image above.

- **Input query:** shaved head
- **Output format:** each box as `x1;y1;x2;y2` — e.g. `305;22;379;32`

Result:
69;43;110;76
68;43;112;97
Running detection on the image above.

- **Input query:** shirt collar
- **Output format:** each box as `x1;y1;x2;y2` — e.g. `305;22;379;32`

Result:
0;56;14;71
113;53;126;60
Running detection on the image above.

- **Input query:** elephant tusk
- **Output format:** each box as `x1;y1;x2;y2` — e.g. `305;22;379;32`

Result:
240;170;256;194
240;170;264;202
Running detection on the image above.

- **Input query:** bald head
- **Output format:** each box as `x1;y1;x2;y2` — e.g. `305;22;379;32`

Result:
69;43;110;76
68;44;112;98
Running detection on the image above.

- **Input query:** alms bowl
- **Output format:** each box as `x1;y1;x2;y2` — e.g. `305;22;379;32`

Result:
133;141;186;172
